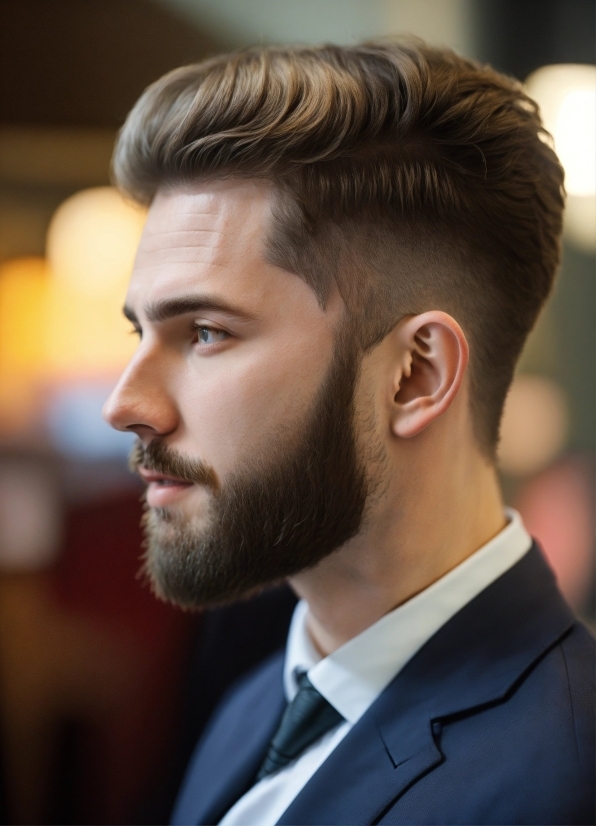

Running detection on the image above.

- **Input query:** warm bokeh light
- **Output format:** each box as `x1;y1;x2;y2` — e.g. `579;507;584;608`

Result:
46;186;146;298
0;257;51;428
526;64;596;252
0;257;50;376
554;87;595;196
526;64;596;196
0;190;146;431
499;374;569;477
0;255;139;402
42;271;138;379
43;188;144;378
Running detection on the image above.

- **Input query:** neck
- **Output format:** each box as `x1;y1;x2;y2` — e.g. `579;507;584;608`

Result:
289;438;505;657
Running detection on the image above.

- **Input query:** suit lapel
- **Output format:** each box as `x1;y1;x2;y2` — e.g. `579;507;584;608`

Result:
278;545;575;825
277;704;442;825
172;654;286;826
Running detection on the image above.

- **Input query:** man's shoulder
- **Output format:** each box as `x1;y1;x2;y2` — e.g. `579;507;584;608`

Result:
281;549;593;826
559;621;595;771
379;619;595;825
559;619;595;681
469;617;595;765
531;617;595;770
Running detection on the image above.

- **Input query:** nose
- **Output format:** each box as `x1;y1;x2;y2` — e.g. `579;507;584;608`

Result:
102;348;179;441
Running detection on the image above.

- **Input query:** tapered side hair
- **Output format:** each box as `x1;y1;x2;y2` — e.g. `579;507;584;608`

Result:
113;40;565;454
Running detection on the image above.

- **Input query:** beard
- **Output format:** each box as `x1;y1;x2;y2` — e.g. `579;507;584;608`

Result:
131;337;369;609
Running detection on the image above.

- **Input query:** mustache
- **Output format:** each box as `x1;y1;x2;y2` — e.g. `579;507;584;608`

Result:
129;439;218;490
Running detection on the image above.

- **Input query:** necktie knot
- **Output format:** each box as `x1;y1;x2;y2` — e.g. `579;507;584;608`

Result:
256;671;344;781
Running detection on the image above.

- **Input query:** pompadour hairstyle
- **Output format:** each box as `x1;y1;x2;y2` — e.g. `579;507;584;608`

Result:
113;39;565;454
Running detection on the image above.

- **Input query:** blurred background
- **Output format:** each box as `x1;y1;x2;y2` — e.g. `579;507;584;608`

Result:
0;0;594;823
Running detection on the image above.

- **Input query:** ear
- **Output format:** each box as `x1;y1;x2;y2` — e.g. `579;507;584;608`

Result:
389;311;469;439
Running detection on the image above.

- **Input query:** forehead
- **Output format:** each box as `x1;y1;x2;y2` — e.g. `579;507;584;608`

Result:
128;179;284;309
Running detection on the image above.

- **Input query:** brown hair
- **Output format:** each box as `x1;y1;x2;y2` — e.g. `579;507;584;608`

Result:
113;40;565;454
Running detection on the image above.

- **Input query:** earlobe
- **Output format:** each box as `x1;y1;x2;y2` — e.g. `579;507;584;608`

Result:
390;311;469;439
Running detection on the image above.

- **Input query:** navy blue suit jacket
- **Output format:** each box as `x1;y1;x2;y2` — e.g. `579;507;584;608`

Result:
172;545;595;825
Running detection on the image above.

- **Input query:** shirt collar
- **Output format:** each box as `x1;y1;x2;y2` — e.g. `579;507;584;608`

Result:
283;508;532;723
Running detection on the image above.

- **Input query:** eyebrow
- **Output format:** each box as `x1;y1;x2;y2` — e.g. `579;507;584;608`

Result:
123;294;258;325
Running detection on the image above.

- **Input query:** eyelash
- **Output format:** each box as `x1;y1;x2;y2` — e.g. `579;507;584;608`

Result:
191;323;230;346
128;324;230;346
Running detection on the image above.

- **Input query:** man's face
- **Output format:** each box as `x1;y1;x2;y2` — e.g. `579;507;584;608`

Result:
103;180;369;607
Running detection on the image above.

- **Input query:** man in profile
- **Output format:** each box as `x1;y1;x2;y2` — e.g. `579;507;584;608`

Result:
103;40;594;825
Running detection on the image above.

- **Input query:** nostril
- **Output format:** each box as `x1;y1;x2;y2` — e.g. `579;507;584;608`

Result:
102;395;136;432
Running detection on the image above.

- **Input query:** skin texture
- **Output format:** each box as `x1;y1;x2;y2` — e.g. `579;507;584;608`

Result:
103;178;505;656
127;333;369;608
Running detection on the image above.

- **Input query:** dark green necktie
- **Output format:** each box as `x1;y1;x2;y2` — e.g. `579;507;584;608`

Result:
256;671;344;781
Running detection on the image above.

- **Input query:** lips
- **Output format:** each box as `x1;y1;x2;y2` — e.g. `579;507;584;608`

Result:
138;467;195;507
138;468;191;485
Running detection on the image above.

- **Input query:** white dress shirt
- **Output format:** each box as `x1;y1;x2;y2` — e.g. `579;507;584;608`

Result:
219;509;532;826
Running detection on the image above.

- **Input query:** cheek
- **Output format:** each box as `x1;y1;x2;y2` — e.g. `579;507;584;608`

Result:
173;337;332;475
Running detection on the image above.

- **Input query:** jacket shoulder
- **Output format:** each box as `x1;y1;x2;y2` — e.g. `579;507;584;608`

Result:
381;620;595;825
559;621;595;776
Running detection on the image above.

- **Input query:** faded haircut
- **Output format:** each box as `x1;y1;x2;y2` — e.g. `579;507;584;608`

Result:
113;40;565;455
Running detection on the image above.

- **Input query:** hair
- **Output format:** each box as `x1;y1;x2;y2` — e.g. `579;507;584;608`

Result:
113;39;565;455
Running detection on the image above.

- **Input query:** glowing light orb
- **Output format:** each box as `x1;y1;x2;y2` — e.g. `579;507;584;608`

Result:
526;64;596;252
46;186;146;298
498;374;569;477
0;257;51;428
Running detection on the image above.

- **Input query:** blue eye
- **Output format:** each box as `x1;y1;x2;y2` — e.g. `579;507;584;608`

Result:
195;325;228;345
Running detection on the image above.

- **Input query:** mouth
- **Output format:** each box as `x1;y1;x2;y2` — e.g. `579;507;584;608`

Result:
138;467;196;507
